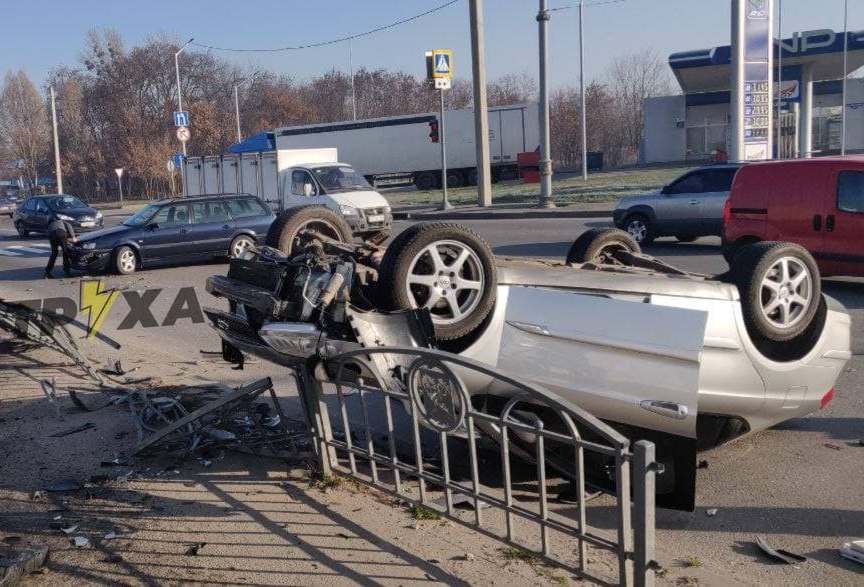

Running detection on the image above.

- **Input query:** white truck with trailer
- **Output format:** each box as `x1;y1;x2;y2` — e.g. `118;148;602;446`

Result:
182;148;392;237
274;103;539;190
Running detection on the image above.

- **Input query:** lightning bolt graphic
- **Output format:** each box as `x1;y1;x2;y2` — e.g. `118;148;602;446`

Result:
79;279;120;339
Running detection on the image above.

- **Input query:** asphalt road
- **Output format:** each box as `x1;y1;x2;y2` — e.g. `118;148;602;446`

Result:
1;210;862;585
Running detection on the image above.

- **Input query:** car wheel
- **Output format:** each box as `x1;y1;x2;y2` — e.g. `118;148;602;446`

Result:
15;222;28;237
623;214;654;245
732;241;821;343
264;206;353;255
229;235;256;259
446;171;464;188
379;222;497;341
413;172;436;191
675;235;698;243
114;246;138;275
566;228;641;265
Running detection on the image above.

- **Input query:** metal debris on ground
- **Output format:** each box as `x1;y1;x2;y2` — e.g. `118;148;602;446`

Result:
44;480;82;493
130;378;307;460
71;536;90;548
706;508;718;517
183;542;206;556
48;422;96;438
754;536;807;564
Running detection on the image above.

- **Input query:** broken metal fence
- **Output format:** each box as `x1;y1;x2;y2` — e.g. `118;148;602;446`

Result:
296;347;658;587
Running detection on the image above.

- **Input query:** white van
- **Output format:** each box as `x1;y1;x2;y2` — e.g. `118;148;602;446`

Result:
182;148;392;236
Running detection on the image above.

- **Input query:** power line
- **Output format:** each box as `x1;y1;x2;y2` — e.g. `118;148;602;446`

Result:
191;0;460;53
550;0;626;12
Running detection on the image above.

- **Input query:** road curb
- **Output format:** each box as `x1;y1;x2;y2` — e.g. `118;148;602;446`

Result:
392;208;613;221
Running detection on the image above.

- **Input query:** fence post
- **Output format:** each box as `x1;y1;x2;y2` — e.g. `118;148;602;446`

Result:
297;361;335;477
634;440;656;587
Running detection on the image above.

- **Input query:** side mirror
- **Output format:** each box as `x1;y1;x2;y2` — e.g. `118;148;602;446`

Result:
146;222;159;231
303;183;314;197
660;185;671;195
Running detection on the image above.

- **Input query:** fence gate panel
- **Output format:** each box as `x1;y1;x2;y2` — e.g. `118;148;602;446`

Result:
298;347;658;586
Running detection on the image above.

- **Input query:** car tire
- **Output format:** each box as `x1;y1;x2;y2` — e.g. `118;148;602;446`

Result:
264;206;353;255
413;172;436;191
566;228;641;265
379;222;497;341
622;214;654;245
114;246;138;275
722;237;759;265
15;222;28;237
731;241;821;344
446;171;464;188
229;234;256;259
675;235;698;243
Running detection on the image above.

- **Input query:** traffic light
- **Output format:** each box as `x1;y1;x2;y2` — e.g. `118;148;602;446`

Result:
428;120;439;143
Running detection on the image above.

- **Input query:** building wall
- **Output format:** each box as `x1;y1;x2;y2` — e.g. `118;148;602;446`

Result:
643;78;864;163
641;95;685;163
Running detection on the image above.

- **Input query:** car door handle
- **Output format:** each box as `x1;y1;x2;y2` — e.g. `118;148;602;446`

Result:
813;214;822;231
639;400;689;420
826;214;835;232
222;224;230;229
689;200;699;205
507;320;550;336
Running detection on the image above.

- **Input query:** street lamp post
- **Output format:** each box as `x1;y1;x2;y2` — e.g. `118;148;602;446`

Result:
174;38;194;156
233;73;257;144
578;0;588;181
537;0;555;208
50;86;63;193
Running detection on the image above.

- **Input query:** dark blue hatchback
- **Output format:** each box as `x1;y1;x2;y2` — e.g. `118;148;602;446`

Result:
70;194;274;274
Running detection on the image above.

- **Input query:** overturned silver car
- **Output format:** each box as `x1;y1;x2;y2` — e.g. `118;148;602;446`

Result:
203;206;851;510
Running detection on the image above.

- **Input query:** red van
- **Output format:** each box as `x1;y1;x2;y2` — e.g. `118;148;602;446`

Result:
723;156;864;277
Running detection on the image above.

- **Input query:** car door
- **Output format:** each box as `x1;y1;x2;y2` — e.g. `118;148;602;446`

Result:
653;171;708;235
187;200;235;256
138;204;190;262
496;285;706;510
698;168;738;235
16;198;34;227
285;169;324;208
819;169;864;276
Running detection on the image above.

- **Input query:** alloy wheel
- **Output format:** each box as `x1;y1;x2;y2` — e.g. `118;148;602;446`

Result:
405;240;484;325
118;249;136;274
626;219;647;243
758;256;812;329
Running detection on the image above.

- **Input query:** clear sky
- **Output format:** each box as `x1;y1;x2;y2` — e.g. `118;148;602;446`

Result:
1;0;861;89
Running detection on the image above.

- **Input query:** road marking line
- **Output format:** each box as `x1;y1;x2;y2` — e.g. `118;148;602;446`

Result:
0;249;23;256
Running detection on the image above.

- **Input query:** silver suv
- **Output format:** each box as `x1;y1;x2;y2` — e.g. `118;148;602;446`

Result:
613;164;741;244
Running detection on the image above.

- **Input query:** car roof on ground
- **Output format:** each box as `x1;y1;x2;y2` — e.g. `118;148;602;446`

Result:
151;193;258;205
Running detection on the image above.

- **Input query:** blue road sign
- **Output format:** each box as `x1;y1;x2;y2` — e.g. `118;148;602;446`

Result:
434;53;451;75
173;111;190;127
174;153;184;169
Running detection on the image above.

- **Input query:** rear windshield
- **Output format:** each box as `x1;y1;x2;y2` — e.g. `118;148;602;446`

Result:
47;195;87;210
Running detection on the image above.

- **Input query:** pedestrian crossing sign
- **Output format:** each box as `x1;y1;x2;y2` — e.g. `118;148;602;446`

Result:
428;49;453;79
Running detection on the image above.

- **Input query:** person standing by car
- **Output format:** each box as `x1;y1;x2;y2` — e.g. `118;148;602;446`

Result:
45;213;79;278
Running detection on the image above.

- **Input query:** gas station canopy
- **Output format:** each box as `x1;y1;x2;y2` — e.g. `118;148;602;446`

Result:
670;30;864;94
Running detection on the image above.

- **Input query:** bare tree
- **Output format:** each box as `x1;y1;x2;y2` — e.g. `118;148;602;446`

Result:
0;70;50;188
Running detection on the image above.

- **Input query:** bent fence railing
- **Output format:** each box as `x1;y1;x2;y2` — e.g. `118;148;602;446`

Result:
295;346;658;586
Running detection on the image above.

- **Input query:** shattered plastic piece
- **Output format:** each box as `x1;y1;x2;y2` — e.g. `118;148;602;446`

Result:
101;553;124;563
840;540;864;565
60;525;79;535
755;536;807;564
432;493;490;510
71;536;90;548
30;491;44;500
104;531;118;540
44;479;83;492
184;542;206;556
706;508;718;517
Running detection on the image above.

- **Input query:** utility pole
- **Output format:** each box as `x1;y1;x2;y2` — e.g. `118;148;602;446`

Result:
537;0;555;207
578;0;588;180
349;39;357;120
842;0;849;156
439;88;451;209
234;85;242;144
50;86;63;193
174;38;194;156
468;0;492;207
776;0;782;158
